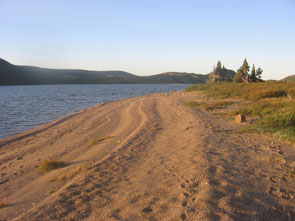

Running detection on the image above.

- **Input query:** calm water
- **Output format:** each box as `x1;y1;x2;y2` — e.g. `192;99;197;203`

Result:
0;84;188;139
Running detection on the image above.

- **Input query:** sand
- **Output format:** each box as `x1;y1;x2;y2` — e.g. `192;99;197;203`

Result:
1;91;295;220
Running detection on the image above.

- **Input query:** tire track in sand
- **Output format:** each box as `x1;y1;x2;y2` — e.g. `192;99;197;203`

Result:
1;99;141;220
14;98;151;220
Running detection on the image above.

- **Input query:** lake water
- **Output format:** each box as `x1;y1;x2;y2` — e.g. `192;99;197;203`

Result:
0;84;189;139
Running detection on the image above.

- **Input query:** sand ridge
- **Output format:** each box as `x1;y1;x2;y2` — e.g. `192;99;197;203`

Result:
1;91;295;220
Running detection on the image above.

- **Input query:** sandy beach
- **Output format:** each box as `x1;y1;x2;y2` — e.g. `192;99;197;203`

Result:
1;91;295;220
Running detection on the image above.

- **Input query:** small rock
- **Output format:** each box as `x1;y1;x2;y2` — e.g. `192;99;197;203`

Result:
235;114;246;123
16;156;22;160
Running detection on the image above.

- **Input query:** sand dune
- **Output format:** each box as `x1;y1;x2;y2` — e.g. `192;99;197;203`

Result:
1;91;295;220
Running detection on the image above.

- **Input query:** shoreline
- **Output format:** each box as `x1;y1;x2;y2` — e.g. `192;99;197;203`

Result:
0;84;189;140
1;91;295;220
0;91;166;144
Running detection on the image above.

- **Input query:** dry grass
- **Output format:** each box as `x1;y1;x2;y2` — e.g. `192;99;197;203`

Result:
99;151;106;157
88;136;112;146
52;165;83;182
38;160;67;172
46;189;56;195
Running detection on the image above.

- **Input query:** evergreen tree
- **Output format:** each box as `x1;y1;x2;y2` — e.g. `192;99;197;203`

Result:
234;58;250;83
209;60;233;82
216;60;222;70
209;65;216;82
256;67;263;80
250;64;256;82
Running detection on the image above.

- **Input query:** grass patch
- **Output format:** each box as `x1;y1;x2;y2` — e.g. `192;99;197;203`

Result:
185;81;295;101
184;101;202;107
204;101;235;111
88;136;112;146
208;101;235;107
55;165;83;182
186;82;295;142
46;189;56;195
38;160;67;172
286;170;295;176
233;99;295;142
184;101;235;111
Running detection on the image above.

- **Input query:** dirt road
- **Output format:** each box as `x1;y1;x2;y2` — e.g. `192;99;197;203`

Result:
1;91;295;220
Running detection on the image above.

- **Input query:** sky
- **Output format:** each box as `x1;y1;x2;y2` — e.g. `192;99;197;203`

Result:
0;0;294;79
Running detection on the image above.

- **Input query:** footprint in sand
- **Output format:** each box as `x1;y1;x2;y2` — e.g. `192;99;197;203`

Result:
142;206;153;213
180;183;186;189
278;150;284;155
269;187;280;196
281;192;292;200
183;192;190;198
270;176;280;183
180;213;187;220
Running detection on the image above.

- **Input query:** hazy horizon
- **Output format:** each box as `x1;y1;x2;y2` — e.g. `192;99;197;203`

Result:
0;0;294;80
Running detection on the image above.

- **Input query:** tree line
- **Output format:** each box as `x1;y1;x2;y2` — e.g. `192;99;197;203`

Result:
209;58;263;83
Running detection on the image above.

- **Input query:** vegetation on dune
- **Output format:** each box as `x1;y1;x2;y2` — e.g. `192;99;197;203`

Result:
88;136;112;147
186;81;295;100
186;81;295;142
38;160;67;172
51;165;84;182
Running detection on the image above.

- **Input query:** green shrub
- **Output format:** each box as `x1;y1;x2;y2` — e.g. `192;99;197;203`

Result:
258;111;295;129
184;101;202;107
38;160;67;172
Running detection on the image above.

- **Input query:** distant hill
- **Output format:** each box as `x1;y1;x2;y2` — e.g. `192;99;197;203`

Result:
142;72;207;84
0;58;207;85
281;75;295;82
